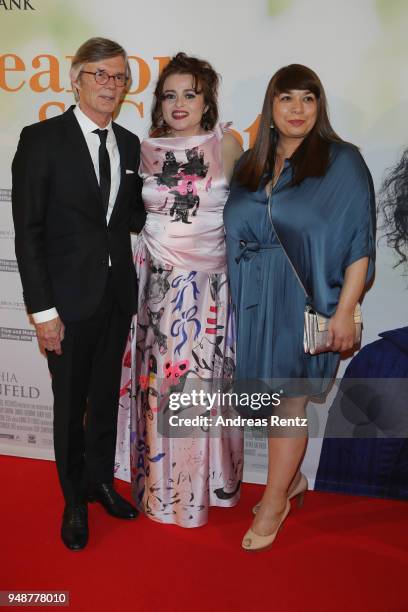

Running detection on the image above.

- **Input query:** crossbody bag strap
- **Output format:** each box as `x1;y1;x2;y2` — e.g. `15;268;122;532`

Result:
267;190;310;300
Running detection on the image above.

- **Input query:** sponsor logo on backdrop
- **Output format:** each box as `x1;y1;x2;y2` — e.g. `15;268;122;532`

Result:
0;189;11;202
0;371;40;399
0;1;35;10
0;372;53;447
0;432;21;441
0;230;15;241
0;300;26;312
0;327;36;341
0;259;18;272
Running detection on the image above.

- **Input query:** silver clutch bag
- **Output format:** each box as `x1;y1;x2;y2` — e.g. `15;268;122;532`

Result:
266;190;363;356
303;303;362;355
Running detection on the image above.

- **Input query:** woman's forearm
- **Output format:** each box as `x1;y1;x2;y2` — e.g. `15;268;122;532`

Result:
336;257;369;315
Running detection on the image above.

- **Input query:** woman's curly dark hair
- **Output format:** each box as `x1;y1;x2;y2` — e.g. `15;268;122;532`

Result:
378;148;408;268
150;52;219;137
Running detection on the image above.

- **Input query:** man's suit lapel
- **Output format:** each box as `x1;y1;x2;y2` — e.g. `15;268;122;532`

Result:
62;106;106;223
108;122;126;227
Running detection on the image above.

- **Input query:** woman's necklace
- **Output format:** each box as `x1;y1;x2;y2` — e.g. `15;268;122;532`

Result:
266;155;285;195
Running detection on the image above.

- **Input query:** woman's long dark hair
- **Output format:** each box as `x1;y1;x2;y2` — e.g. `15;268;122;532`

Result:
378;148;408;268
236;64;345;190
150;52;219;137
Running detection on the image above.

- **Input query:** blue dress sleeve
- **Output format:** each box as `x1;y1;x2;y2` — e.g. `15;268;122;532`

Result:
339;146;376;284
272;142;376;317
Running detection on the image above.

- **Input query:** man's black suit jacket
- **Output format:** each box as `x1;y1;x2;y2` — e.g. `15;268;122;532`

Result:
12;105;146;322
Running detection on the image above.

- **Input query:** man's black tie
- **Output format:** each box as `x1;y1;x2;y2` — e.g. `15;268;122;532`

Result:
93;128;111;215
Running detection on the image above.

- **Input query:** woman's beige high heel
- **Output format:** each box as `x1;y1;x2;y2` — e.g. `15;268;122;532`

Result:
242;499;290;552
252;473;308;515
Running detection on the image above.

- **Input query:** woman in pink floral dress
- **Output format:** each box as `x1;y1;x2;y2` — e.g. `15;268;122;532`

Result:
119;53;243;527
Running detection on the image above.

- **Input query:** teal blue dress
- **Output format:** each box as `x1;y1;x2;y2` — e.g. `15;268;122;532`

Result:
223;142;376;399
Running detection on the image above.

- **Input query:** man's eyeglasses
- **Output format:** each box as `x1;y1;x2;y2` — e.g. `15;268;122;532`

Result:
80;70;129;87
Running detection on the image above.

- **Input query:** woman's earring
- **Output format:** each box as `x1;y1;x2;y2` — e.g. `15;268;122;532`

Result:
270;122;274;129
202;111;210;131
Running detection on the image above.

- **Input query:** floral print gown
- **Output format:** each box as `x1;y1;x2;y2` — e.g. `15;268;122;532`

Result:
117;125;243;527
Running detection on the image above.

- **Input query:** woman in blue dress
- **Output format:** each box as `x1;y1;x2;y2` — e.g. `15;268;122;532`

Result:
224;64;376;551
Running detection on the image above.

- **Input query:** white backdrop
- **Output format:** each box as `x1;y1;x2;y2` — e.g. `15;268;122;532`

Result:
0;0;407;485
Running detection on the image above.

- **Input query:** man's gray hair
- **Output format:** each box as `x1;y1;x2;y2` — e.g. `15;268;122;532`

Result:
70;37;132;101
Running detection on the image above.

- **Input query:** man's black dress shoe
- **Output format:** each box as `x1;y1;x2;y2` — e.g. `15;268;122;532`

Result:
88;483;138;519
61;504;88;551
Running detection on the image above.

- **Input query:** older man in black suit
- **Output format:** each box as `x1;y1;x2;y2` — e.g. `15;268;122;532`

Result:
12;37;146;550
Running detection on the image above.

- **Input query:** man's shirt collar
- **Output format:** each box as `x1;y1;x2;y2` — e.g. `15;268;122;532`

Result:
74;105;113;135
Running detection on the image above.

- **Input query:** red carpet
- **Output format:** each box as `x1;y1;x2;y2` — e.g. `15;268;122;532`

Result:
1;455;407;612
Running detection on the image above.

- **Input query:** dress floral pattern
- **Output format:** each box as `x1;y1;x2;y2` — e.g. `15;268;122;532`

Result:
116;125;243;527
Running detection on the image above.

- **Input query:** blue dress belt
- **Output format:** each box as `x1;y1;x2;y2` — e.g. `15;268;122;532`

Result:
235;240;281;308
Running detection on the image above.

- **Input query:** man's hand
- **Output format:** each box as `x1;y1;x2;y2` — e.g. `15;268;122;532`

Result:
35;316;65;355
